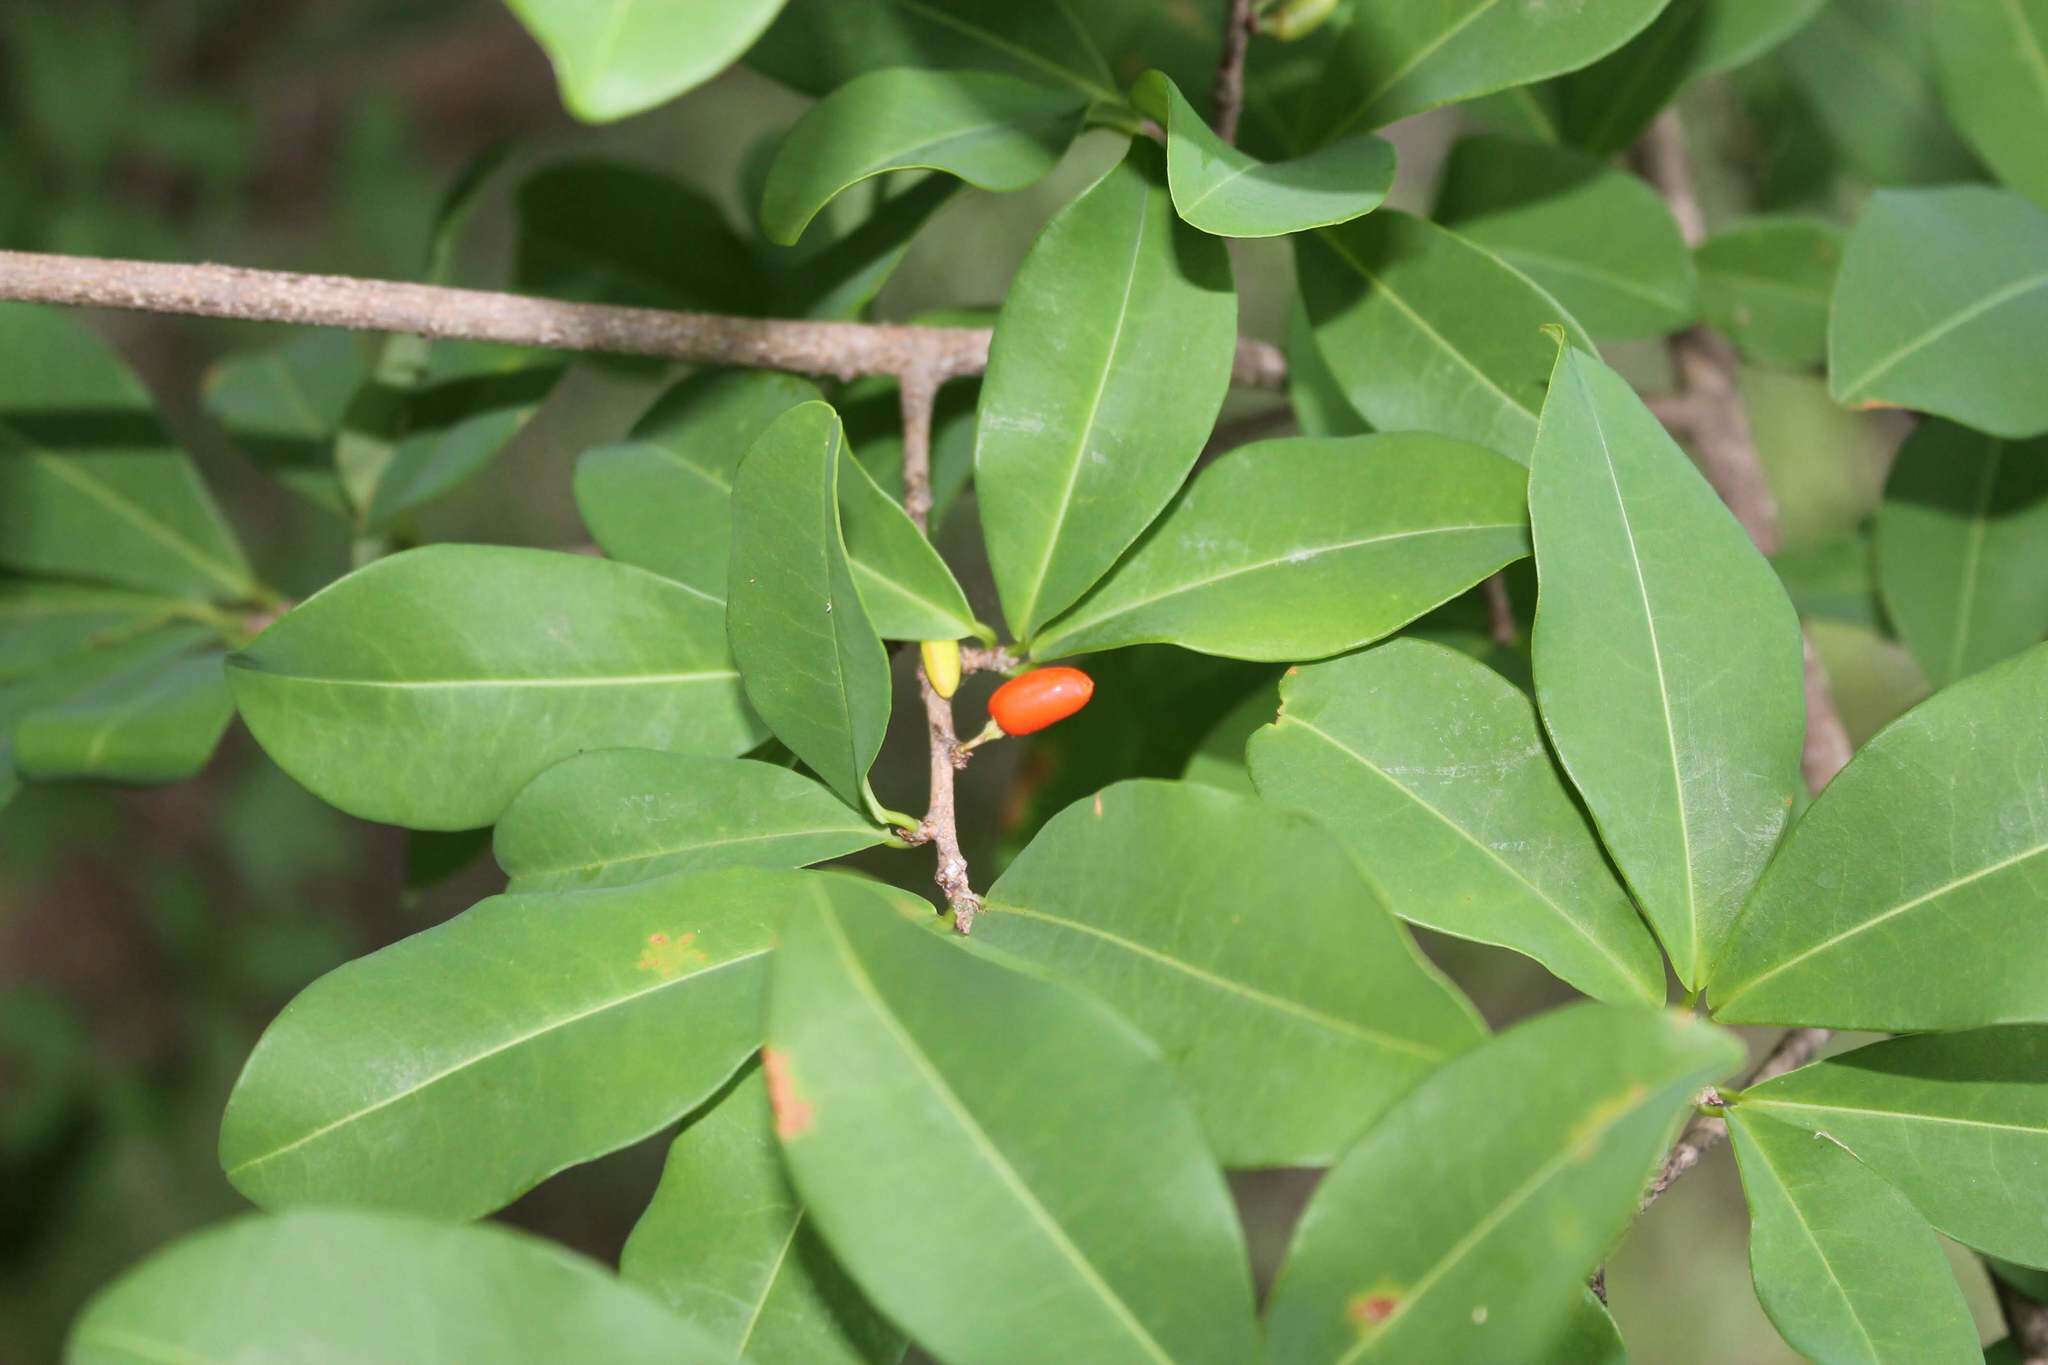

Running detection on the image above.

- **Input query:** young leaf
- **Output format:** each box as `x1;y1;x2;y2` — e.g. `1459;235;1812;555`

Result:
504;0;792;122
1029;433;1529;662
1830;186;2048;439
1726;1109;1982;1365
1932;0;2048;209
759;68;1085;245
1435;133;1697;340
202;329;368;515
0;303;255;601
728;401;890;815
621;1069;904;1365
1133;70;1394;238
1263;1002;1742;1364
1249;641;1666;1007
219;866;800;1219
13;646;231;784
1695;217;1843;369
1876;420;2048;689
1295;0;1672;142
975;138;1237;641
1530;343;1805;991
1737;1028;2048;1267
228;545;760;831
975;779;1485;1166
1780;0;1982;187
495;750;886;894
767;874;1263;1364
1713;643;2048;1027
1297;212;1593;463
67;1208;716;1364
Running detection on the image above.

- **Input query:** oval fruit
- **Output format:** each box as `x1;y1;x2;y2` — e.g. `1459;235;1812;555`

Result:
988;667;1095;736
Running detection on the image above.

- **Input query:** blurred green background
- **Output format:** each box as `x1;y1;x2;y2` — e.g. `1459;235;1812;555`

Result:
0;2;1988;1361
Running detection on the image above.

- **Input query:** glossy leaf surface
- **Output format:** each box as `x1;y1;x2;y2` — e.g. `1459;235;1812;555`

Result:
976;139;1237;640
1435;133;1696;340
1830;186;2048;439
1696;218;1842;369
67;1208;715;1364
1876;420;2048;689
220;866;790;1219
1299;212;1591;463
228;544;760;831
977;779;1485;1166
621;1070;903;1365
495;749;885;894
1726;1108;1981;1365
1250;641;1664;1006
1135;70;1393;238
1264;1003;1742;1364
1714;643;2048;1027
728;402;890;814
1030;433;1528;662
1530;344;1804;990
1739;1028;2048;1267
768;874;1262;1365
760;68;1084;245
505;0;791;122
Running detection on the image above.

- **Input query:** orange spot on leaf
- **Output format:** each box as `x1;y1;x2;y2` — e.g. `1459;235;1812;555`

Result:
636;931;707;979
762;1047;816;1140
1347;1291;1401;1329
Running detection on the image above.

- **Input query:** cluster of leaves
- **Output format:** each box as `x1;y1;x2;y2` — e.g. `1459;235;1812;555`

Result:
8;0;2048;1362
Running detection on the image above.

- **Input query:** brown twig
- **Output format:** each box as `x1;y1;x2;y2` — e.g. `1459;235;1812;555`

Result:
0;249;1289;391
1210;0;1257;145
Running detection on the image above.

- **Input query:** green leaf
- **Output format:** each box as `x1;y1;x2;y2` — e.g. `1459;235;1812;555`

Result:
504;0;791;122
1737;1028;2048;1267
728;402;891;815
202;329;369;515
837;449;980;641
621;1069;904;1364
1780;0;1982;187
66;1208;717;1364
1830;186;2048;440
1696;217;1843;369
1263;1002;1742;1364
1539;1294;1628;1365
1285;299;1369;437
1296;0;1672;142
763;175;955;322
1030;433;1529;662
1297;211;1593;463
760;68;1084;246
1726;1108;1982;1365
1180;675;1279;794
1553;0;1831;155
767;873;1263;1364
219;865;795;1218
1932;0;2048;209
1876;420;2048;689
1250;640;1665;1006
1435;133;1697;340
229;544;760;831
0;583;194;681
1774;532;1882;629
1530;343;1805;991
0;304;255;601
1713;642;2048;1027
976;779;1484;1166
516;160;767;315
976;138;1237;640
495;750;886;894
1133;70;1394;238
13;646;231;784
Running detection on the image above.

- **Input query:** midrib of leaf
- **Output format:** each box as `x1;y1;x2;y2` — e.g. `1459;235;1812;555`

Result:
893;0;1119;104
1737;1125;1883;1361
17;443;251;599
256;350;335;435
1944;438;2005;681
1494;244;1691;314
1013;181;1150;635
1316;230;1537;435
733;1211;806;1356
840;110;1064;188
1337;1081;1665;1363
1324;0;1502;140
69;1327;223;1365
226;948;769;1177
819;431;870;791
2005;0;2048;105
510;823;872;886
850;559;969;633
1572;357;1702;979
1506;84;1557;142
1036;522;1525;652
1718;836;2048;1007
981;900;1448;1060
814;899;1176;1364
1745;1095;2048;1139
1278;715;1654;999
588;0;639;91
1841;269;2048;399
